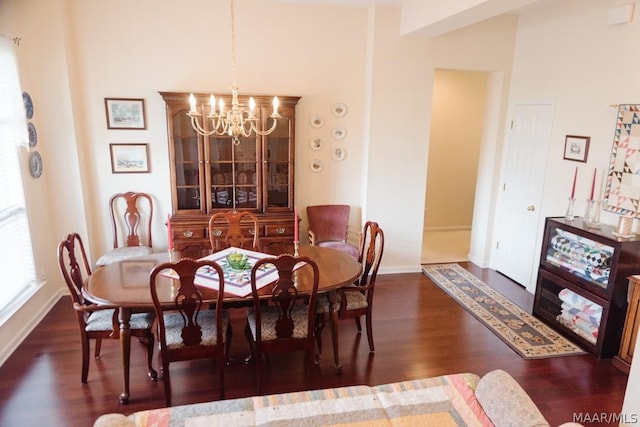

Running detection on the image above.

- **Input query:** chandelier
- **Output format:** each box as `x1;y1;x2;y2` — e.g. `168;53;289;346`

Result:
187;0;280;145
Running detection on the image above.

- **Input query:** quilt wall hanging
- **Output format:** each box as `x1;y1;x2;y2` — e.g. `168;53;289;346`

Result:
604;104;640;216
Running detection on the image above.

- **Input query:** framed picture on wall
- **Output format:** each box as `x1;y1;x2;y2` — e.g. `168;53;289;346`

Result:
109;143;150;173
105;98;146;129
563;135;590;162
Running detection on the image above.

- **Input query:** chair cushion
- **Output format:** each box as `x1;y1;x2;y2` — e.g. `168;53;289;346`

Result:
85;310;154;332
96;246;153;266
85;309;116;332
316;285;368;314
247;305;310;341
162;309;230;350
317;241;360;259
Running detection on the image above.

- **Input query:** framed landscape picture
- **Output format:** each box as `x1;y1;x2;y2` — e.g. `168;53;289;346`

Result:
563;135;590;162
105;98;146;129
109;143;150;173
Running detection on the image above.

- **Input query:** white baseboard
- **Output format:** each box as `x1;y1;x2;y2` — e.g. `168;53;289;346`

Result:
379;265;423;274
423;226;472;232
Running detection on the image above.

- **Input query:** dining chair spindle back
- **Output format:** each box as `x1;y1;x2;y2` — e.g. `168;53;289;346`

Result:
57;233;156;384
97;191;154;266
245;254;319;394
149;258;231;406
315;221;384;353
209;210;260;252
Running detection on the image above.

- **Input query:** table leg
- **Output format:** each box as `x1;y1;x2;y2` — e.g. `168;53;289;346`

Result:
118;307;132;404
327;290;343;374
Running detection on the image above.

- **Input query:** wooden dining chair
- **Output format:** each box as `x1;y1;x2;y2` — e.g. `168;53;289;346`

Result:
149;258;231;406
209;210;260;252
57;233;156;383
315;221;384;354
244;254;319;395
306;204;360;259
97;191;154;266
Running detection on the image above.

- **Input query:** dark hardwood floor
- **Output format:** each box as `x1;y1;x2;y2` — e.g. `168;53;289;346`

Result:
0;263;629;426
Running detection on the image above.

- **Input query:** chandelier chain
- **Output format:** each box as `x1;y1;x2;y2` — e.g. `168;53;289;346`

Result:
230;0;238;89
187;0;280;144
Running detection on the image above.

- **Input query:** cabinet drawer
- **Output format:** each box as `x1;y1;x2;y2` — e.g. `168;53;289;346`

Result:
209;226;263;239
173;226;206;240
265;224;292;237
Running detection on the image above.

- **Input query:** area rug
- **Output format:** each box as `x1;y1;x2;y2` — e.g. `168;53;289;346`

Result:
422;263;586;359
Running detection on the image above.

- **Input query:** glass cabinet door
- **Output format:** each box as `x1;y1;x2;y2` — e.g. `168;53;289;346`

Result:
171;109;204;212
263;105;294;210
207;134;259;211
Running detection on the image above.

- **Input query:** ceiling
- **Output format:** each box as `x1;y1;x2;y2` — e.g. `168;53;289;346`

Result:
261;0;555;37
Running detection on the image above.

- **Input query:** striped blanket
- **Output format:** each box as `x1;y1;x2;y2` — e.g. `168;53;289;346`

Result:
128;374;492;426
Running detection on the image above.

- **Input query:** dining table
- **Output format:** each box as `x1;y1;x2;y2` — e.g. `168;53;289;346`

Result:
83;245;362;404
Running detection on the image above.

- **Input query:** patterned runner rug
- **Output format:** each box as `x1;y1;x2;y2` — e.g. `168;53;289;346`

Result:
422;263;586;359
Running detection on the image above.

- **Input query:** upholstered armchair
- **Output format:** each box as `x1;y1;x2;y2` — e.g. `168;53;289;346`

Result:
306;204;360;259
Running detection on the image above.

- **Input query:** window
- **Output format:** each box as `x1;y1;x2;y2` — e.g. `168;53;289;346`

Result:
0;36;37;316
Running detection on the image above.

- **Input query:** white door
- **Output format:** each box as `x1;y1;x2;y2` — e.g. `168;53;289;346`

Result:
494;102;553;292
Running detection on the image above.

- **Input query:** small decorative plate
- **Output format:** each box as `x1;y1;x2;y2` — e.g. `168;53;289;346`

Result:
310;136;324;151
310;159;324;173
28;122;37;147
29;151;43;178
332;103;347;117
332;126;346;140
23;92;34;119
310;115;324;128
332;147;346;161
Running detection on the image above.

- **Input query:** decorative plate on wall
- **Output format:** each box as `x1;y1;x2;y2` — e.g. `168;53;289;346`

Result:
310;136;324;151
310;159;324;173
310;115;324;128
29;151;43;178
332;147;346;161
23;92;34;119
28;122;37;147
332;126;346;140
332;103;347;117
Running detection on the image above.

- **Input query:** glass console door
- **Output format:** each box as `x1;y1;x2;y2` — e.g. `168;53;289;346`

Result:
542;223;614;296
263;104;294;210
171;109;204;213
207;134;259;211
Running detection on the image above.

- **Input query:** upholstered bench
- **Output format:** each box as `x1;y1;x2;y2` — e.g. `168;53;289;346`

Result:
94;369;549;427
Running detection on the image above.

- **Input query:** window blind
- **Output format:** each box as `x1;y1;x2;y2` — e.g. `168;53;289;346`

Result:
0;36;37;313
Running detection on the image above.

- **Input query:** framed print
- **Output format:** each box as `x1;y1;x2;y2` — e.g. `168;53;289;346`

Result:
109;143;150;173
105;98;146;129
563;135;590;162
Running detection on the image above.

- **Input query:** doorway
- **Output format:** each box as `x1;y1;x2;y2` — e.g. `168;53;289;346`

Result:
422;69;490;264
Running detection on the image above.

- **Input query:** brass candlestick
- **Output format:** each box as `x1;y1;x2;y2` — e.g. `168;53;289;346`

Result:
293;241;299;257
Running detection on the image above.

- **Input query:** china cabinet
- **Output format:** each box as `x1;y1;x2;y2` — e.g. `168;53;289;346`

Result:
533;217;640;357
159;91;300;253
